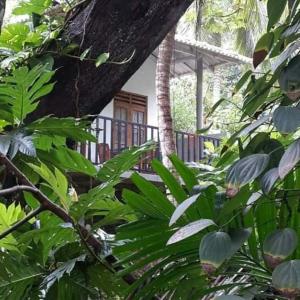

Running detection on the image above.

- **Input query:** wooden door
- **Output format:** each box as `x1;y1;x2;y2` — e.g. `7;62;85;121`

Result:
113;91;147;151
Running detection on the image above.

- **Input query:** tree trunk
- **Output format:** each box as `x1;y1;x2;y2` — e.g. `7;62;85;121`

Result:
30;0;193;120
288;0;296;10
0;0;5;33
156;28;176;168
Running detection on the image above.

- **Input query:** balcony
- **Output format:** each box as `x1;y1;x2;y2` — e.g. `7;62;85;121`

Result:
77;116;220;173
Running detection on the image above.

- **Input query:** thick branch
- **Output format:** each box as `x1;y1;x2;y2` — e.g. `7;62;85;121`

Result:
31;0;193;119
0;206;44;240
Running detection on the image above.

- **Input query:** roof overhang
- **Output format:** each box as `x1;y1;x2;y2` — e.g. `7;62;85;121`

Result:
153;35;252;77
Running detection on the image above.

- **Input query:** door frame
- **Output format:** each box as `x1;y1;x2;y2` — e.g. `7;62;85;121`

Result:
113;90;148;149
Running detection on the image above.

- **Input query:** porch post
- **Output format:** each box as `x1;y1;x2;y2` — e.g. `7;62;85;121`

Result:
196;56;204;130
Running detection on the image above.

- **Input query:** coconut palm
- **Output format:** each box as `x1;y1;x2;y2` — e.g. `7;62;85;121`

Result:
156;28;177;168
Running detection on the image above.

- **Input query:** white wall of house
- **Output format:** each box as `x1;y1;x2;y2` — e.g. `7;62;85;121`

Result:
100;56;158;127
86;57;158;162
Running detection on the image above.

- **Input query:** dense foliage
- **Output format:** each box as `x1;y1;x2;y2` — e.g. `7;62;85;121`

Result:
1;0;300;300
110;1;300;299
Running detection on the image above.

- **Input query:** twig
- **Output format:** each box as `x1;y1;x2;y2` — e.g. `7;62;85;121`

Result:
0;206;44;239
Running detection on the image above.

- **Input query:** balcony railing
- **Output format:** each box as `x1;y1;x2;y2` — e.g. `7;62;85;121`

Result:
77;116;220;173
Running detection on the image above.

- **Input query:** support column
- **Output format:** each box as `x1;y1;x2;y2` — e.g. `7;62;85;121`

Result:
196;56;204;130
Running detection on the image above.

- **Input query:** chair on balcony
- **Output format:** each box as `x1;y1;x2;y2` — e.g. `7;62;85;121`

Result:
98;143;110;163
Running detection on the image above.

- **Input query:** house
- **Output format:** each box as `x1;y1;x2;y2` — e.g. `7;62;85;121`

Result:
79;36;252;173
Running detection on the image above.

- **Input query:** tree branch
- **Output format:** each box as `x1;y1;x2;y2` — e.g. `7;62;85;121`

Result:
0;155;136;284
0;205;44;240
0;185;38;196
0;154;102;253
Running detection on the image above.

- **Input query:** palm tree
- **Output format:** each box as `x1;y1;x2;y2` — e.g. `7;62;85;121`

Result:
156;28;177;168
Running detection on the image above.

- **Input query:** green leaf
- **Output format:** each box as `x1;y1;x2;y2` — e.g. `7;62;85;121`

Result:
0;135;11;155
95;53;110;67
0;203;25;251
215;296;245;300
273;106;300;133
13;0;52;15
278;138;300;179
41;255;86;291
228;228;252;257
267;0;287;31
0;254;42;299
151;159;187;204
196;122;213;134
237;114;270;137
279;55;300;101
38;147;97;176
80;48;91;61
0;65;55;124
8;132;36;158
167;219;216;245
233;70;252;95
27;117;96;142
226;154;270;188
97;141;155;182
261;168;279;194
169;193;201;226
253;32;274;68
207;98;227;118
123;189;167;219
28;163;70;210
169;154;198;192
131;172;175;218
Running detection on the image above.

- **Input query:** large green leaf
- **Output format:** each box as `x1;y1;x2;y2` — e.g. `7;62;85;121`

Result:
278;138;300;179
13;0;52;15
267;0;287;31
233;70;252;95
226;154;270;188
0;65;55;124
41;255;86;291
0;203;25;251
169;154;198;192
152;158;187;204
169;193;200;226
167;219;216;245
97;141;155;182
253;32;274;68
37;147;97;176
261;168;279;194
27;117;96;142
273;106;300;133
0;254;42;300
131;172;175;218
28;163;70;210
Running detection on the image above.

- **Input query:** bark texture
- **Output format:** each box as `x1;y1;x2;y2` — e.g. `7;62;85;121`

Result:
31;0;193;119
0;0;5;33
156;28;176;168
